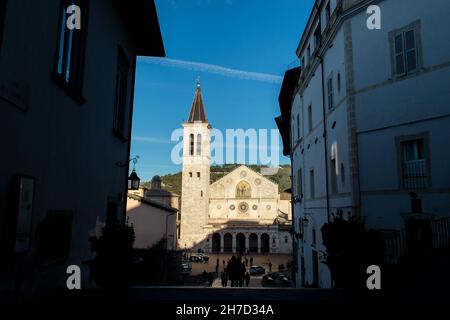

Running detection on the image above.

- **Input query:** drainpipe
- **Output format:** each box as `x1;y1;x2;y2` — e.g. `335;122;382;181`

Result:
290;146;299;287
315;3;331;224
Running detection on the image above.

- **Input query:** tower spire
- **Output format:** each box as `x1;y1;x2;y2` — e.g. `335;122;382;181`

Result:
188;81;207;123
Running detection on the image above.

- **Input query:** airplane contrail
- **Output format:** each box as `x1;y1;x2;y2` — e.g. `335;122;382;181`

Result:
140;57;283;84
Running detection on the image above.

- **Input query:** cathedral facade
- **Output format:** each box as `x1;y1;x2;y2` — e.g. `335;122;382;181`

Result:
179;83;292;254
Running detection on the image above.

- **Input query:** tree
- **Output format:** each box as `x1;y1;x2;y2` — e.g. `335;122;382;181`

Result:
321;216;384;289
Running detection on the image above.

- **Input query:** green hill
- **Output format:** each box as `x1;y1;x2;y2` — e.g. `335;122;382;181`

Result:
142;164;291;195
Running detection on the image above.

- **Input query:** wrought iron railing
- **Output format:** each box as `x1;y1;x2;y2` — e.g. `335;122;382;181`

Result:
381;216;450;265
402;160;427;190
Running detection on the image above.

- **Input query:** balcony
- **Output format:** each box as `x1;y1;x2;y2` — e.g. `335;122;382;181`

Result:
381;216;450;265
402;159;427;190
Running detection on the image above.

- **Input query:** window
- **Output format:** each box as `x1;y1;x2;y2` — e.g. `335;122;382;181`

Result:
196;134;201;156
401;139;427;189
391;22;421;77
0;0;6;54
201;190;203;197
341;163;345;185
55;0;89;100
297;168;302;199
189;134;194;155
307;45;311;65
197;172;200;178
337;72;341;93
330;143;338;194
327;76;334;109
284;236;288;244
189;172;192;178
314;25;321;50
296;114;300;140
312;229;317;245
310;169;315;199
330;158;337;194
325;2;331;26
291;116;295;147
308;105;312;132
113;46;130;139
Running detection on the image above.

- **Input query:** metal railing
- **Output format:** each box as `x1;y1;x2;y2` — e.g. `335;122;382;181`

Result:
381;216;450;265
431;217;450;249
402;160;427;190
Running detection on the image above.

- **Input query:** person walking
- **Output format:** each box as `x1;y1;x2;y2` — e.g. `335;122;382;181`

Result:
207;272;214;287
220;271;226;287
202;270;208;283
239;261;246;287
245;272;250;287
268;261;272;273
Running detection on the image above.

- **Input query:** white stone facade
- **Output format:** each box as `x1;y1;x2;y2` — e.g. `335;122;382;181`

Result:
289;0;450;288
179;85;293;254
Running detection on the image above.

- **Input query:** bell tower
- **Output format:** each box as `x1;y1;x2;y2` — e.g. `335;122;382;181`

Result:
179;81;211;250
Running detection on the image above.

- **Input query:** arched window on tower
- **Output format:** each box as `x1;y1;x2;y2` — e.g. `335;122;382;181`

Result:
189;134;194;156
196;134;201;155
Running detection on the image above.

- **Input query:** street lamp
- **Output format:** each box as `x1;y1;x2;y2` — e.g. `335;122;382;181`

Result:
122;156;140;190
128;169;141;190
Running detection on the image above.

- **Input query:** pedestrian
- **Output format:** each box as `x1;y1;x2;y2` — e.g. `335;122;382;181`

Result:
220;271;226;287
208;272;214;287
249;257;253;266
245;272;250;287
239;261;246;287
269;261;272;272
224;270;228;287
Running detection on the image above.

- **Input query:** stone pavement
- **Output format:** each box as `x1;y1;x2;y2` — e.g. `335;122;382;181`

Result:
190;253;292;276
211;275;263;288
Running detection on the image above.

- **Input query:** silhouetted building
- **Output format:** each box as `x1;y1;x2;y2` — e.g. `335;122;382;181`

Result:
277;0;450;288
0;0;164;298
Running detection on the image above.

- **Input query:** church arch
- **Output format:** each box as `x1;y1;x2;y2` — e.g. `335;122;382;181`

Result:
236;233;246;253
189;134;194;156
249;233;258;253
236;180;251;198
196;134;201;155
223;233;232;252
261;233;270;253
212;233;221;253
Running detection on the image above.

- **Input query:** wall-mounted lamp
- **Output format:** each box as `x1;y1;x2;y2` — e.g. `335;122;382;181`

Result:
116;156;140;190
128;156;140;190
302;216;309;228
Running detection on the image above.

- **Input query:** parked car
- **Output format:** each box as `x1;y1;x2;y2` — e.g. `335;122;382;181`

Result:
197;253;209;262
189;254;209;263
181;261;192;271
249;265;266;275
262;272;292;287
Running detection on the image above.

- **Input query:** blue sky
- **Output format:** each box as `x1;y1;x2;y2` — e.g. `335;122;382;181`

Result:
130;0;314;181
